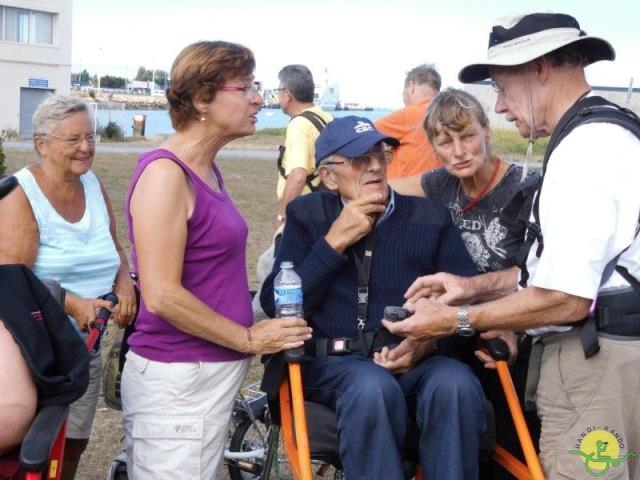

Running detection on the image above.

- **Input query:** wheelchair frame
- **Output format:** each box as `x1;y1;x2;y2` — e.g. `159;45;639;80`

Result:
279;341;544;480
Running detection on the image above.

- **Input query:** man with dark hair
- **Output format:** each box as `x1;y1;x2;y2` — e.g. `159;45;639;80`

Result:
275;65;333;229
385;12;640;478
376;64;441;179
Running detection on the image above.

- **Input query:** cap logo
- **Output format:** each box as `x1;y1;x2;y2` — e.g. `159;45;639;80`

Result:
354;121;374;134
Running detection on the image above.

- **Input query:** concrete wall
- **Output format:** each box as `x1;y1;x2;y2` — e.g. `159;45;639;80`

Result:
463;81;640;131
0;0;72;136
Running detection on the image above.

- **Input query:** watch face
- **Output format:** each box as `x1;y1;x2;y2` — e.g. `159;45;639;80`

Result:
457;326;476;337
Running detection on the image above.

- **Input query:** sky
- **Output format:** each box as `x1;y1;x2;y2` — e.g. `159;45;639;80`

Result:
72;0;640;109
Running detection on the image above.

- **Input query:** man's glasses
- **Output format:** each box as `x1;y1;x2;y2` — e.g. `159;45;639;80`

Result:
490;80;506;96
324;148;394;168
46;133;101;147
219;81;262;96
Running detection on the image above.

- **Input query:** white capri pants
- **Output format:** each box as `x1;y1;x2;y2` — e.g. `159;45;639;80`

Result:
121;350;250;480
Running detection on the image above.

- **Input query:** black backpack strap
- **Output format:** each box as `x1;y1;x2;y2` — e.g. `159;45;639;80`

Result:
517;96;640;358
297;110;328;132
277;111;329;192
518;96;640;288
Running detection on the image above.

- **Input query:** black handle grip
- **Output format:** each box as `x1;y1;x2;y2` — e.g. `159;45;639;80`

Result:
87;292;119;353
476;338;510;361
0;176;18;201
284;346;305;363
95;292;119;327
383;306;411;321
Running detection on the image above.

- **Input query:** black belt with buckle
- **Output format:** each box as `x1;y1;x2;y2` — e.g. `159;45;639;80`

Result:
595;287;640;337
308;329;402;358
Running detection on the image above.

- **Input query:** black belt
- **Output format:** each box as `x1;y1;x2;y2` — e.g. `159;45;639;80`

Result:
577;287;640;359
308;329;402;358
595;287;640;337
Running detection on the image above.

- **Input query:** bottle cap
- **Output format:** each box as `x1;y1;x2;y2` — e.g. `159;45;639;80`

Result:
280;261;294;269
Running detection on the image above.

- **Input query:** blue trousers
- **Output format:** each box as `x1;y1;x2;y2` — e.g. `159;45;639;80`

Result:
302;354;485;480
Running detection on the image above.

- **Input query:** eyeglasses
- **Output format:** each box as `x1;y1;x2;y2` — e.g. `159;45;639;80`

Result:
324;148;394;168
219;81;262;96
46;133;100;147
490;80;506;96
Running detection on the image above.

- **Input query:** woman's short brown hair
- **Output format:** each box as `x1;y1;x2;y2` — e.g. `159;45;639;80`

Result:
167;41;255;131
424;88;489;141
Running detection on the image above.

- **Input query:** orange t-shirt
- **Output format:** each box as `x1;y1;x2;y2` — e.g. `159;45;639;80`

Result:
375;99;441;179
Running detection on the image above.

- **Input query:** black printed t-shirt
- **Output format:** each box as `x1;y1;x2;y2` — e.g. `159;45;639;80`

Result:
421;163;540;273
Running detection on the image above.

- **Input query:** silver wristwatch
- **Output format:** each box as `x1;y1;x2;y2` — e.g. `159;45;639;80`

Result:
456;304;475;337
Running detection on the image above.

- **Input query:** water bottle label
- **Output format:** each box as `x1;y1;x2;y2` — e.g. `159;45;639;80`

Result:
274;286;303;306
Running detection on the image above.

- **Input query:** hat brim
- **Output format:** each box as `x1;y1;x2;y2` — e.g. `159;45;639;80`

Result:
333;131;399;158
458;36;615;83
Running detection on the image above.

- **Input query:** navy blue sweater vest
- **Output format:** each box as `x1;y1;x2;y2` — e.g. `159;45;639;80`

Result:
260;191;477;341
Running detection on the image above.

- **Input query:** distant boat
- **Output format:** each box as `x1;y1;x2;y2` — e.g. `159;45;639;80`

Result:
315;83;340;111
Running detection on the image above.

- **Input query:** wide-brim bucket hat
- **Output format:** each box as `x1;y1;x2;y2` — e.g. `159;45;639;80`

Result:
458;12;615;83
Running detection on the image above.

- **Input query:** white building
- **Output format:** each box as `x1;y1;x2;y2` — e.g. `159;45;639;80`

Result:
0;1;72;138
464;81;640;131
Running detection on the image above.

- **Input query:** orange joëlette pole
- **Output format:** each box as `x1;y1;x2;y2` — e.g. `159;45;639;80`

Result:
496;360;545;480
288;363;313;480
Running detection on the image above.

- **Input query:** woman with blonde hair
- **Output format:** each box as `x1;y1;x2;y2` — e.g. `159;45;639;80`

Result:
121;41;311;479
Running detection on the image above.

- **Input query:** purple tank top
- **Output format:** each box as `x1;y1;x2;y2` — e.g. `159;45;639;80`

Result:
125;148;252;362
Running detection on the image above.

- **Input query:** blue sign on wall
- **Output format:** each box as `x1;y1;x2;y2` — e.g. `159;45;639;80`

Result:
28;78;49;88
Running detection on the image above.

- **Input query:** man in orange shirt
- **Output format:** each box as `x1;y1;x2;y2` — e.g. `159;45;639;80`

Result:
376;64;441;179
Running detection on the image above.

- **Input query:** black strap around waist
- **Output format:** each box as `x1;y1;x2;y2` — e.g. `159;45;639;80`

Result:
308;329;402;358
595;288;640;337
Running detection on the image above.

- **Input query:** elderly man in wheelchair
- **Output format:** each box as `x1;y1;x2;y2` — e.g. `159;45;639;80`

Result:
260;116;509;480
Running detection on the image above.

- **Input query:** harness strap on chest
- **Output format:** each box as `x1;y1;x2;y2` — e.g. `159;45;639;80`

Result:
518;96;640;288
517;96;640;358
277;111;328;192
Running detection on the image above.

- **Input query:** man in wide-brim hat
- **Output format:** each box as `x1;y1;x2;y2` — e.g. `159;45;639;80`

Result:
385;12;640;478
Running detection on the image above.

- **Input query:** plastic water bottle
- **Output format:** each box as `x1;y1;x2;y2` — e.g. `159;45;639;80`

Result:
274;261;303;318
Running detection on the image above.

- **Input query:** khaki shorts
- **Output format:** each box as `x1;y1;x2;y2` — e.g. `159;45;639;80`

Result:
536;329;640;479
121;351;250;480
66;352;102;439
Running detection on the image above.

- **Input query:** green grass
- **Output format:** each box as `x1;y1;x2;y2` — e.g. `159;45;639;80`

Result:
491;128;549;158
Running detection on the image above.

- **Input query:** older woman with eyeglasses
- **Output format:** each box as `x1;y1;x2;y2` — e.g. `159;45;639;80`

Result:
121;41;311;479
0;94;137;479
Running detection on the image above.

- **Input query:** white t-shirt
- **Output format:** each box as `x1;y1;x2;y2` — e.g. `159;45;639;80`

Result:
525;121;640;335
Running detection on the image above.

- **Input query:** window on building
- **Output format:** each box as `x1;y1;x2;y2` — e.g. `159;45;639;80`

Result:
2;6;54;45
31;11;53;44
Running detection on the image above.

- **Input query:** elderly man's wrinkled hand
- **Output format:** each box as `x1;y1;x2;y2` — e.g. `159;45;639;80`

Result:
373;338;436;373
404;272;470;306
325;193;386;253
249;317;313;355
382;298;456;341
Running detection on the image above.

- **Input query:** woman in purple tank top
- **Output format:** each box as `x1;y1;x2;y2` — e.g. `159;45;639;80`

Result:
121;41;312;479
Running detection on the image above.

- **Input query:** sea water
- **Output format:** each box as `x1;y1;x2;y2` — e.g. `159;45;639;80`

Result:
95;108;392;138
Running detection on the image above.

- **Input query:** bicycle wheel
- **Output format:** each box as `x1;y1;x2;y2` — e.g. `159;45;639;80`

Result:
227;418;278;480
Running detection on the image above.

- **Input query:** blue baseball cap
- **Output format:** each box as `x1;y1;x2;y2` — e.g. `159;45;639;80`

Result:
314;116;399;167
